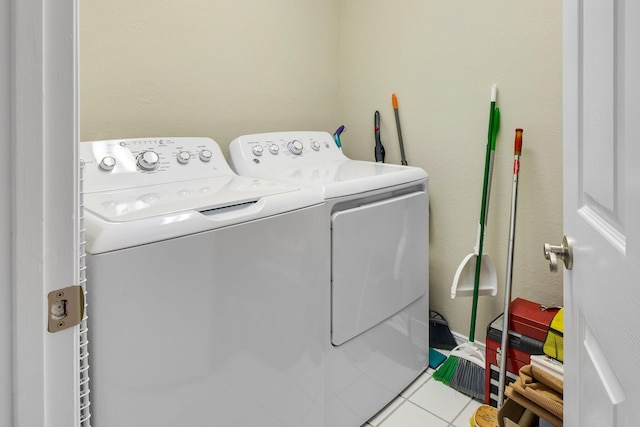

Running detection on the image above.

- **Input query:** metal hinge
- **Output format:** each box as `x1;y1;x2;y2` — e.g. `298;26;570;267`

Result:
47;285;85;333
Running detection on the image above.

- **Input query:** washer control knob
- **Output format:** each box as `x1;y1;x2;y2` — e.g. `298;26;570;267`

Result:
137;150;160;171
98;156;117;171
311;141;321;151
269;144;280;155
287;140;304;155
177;151;191;164
252;145;264;156
199;149;212;162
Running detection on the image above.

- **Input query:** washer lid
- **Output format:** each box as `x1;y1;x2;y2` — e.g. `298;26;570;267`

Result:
84;174;302;223
81;136;325;254
84;175;323;254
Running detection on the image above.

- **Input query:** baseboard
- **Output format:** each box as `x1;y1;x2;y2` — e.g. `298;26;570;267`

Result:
451;331;487;353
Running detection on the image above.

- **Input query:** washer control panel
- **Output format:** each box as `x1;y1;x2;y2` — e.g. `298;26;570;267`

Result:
229;131;349;175
81;137;233;193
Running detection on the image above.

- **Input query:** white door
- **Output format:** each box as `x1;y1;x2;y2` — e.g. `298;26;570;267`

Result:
563;0;640;425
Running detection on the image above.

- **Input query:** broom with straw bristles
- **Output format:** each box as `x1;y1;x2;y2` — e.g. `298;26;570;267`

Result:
433;86;500;401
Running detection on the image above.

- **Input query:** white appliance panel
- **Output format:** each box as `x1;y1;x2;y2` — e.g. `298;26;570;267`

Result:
84;136;328;427
87;192;328;427
331;191;428;346
82;137;323;253
229;131;427;199
228;131;430;427
325;297;428;427
82;137;234;192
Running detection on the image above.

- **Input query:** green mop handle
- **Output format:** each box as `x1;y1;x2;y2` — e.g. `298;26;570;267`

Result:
469;86;498;342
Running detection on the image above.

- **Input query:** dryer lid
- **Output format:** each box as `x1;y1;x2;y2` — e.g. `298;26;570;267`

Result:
228;131;428;199
262;159;428;199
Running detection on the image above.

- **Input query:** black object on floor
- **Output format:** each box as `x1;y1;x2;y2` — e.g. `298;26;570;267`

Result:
429;310;457;350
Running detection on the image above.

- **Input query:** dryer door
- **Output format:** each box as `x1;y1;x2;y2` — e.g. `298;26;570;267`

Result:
331;191;428;346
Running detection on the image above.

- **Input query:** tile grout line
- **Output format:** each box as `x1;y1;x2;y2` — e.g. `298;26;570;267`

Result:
401;375;466;426
367;395;407;426
368;367;433;425
450;399;478;427
400;371;431;400
408;375;479;425
404;400;452;426
366;364;484;426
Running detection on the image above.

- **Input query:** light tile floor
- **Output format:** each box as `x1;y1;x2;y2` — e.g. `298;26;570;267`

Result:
362;363;483;427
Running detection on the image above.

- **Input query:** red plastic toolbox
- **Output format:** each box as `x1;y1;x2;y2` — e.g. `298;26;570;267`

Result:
484;299;559;406
485;315;542;406
509;298;559;342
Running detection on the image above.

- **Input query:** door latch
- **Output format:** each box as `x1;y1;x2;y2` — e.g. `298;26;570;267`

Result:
48;286;84;333
543;235;573;272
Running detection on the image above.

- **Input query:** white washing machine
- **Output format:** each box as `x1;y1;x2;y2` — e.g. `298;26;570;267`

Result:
229;131;429;427
82;137;328;427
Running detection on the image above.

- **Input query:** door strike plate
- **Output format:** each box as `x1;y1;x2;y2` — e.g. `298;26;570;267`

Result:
47;286;84;333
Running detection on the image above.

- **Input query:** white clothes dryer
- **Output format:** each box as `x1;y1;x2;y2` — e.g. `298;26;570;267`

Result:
229;131;429;427
82;137;327;427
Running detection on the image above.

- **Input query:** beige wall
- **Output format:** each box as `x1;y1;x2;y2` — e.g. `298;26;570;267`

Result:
338;1;563;340
80;0;341;156
80;0;563;341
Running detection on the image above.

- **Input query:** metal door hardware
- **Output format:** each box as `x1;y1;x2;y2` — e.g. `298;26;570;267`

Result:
544;235;573;272
47;286;84;333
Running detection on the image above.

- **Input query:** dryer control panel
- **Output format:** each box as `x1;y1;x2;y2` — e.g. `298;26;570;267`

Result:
81;137;234;193
229;131;349;175
229;131;428;199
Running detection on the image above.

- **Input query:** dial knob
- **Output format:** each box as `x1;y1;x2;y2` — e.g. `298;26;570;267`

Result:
199;150;212;162
99;156;116;171
137;150;160;171
177;151;191;164
287;140;304;155
252;145;264;156
269;144;280;155
311;141;321;151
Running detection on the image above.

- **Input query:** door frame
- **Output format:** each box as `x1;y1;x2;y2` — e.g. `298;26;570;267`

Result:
1;0;12;423
10;0;80;425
